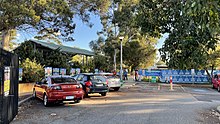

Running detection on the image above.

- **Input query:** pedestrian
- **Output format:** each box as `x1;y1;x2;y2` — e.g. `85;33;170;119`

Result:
113;70;116;77
123;69;128;80
135;70;138;81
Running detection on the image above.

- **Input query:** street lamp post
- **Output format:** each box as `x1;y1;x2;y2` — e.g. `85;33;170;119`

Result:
119;36;124;81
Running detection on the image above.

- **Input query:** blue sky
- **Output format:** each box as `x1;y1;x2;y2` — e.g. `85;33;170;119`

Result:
16;15;167;50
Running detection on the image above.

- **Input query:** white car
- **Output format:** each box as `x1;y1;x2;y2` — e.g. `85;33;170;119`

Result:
95;73;123;91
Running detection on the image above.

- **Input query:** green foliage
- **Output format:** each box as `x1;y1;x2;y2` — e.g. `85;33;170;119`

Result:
136;0;220;70
14;41;44;63
44;48;69;68
0;0;112;42
21;58;44;82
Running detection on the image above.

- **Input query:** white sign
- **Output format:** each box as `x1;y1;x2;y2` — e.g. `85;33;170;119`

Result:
191;69;195;75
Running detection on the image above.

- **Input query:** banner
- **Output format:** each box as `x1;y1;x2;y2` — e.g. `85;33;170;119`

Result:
53;68;60;76
60;68;66;75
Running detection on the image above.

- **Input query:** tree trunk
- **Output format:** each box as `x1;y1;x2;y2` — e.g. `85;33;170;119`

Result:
205;65;214;83
1;30;10;51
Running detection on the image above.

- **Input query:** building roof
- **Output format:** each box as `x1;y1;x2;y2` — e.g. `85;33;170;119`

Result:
30;40;95;56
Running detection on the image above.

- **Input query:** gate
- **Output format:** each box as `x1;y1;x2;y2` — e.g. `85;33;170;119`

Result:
0;48;19;124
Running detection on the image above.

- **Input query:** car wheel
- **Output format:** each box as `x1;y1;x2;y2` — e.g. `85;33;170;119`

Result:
101;92;107;96
113;87;120;91
43;94;50;107
75;99;81;103
212;83;215;89
218;85;220;92
33;90;36;98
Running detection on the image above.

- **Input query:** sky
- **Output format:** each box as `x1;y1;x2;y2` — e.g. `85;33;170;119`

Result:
16;15;168;51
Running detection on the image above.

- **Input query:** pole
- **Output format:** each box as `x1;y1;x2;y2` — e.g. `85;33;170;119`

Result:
114;49;116;71
170;76;173;90
120;39;123;81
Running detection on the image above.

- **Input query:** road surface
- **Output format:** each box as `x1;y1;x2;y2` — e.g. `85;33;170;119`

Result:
12;82;220;124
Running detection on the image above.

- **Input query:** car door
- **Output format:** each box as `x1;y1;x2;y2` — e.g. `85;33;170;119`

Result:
213;75;218;88
38;79;48;99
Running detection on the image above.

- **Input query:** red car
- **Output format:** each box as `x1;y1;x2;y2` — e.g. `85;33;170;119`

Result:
212;74;220;91
33;76;84;106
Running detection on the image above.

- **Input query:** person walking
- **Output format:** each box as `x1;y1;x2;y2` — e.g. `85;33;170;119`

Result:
135;70;138;81
123;69;128;80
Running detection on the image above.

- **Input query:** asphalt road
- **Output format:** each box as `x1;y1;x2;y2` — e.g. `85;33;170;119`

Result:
12;82;220;124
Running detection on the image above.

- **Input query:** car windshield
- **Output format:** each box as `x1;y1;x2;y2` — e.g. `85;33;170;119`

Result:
90;76;106;82
51;77;77;84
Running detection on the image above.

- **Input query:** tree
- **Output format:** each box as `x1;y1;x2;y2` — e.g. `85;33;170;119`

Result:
0;0;111;49
96;0;158;71
21;58;44;82
136;0;220;71
14;41;44;63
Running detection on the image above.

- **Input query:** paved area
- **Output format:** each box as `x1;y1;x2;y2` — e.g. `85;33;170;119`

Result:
12;81;220;124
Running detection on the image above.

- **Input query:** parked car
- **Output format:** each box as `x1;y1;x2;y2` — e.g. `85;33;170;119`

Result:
212;74;220;91
74;73;109;97
33;75;84;107
96;73;122;91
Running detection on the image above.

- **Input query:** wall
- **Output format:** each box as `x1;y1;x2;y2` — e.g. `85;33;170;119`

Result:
19;83;35;95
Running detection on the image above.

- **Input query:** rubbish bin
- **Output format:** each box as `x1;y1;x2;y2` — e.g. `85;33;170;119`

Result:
151;76;156;83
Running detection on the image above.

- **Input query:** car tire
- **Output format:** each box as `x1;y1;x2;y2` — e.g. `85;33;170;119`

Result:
101;92;107;96
218;85;220;92
43;94;50;107
75;99;81;103
113;87;120;91
33;89;36;98
212;83;215;89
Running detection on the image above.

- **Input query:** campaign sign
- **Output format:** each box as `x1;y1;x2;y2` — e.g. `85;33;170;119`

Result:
178;76;184;82
172;76;178;82
53;68;60;76
161;70;168;75
76;68;80;74
179;70;184;75
60;68;66;75
138;69;142;75
196;70;205;76
45;67;52;76
142;70;145;76
70;68;76;76
185;70;191;75
173;70;178;75
19;68;23;81
168;70;172;75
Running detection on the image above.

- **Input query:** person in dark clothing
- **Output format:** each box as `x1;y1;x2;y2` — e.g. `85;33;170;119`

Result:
123;69;128;80
135;70;138;81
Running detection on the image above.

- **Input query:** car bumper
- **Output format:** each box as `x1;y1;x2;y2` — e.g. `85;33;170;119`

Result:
88;87;109;93
48;91;84;102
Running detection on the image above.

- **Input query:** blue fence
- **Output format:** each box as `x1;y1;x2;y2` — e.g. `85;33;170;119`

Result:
139;69;210;83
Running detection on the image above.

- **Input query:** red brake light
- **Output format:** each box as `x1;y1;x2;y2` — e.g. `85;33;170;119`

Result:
106;80;108;85
85;81;92;87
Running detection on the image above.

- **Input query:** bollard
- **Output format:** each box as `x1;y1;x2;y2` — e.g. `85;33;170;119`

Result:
170;76;173;90
158;84;160;90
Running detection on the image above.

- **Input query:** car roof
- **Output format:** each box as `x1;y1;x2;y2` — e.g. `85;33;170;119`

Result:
79;73;94;76
48;75;73;78
94;72;113;75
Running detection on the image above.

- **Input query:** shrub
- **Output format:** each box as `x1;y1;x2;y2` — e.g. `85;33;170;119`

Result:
21;58;44;82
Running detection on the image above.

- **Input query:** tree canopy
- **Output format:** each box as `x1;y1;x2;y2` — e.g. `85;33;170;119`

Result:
0;0;111;49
